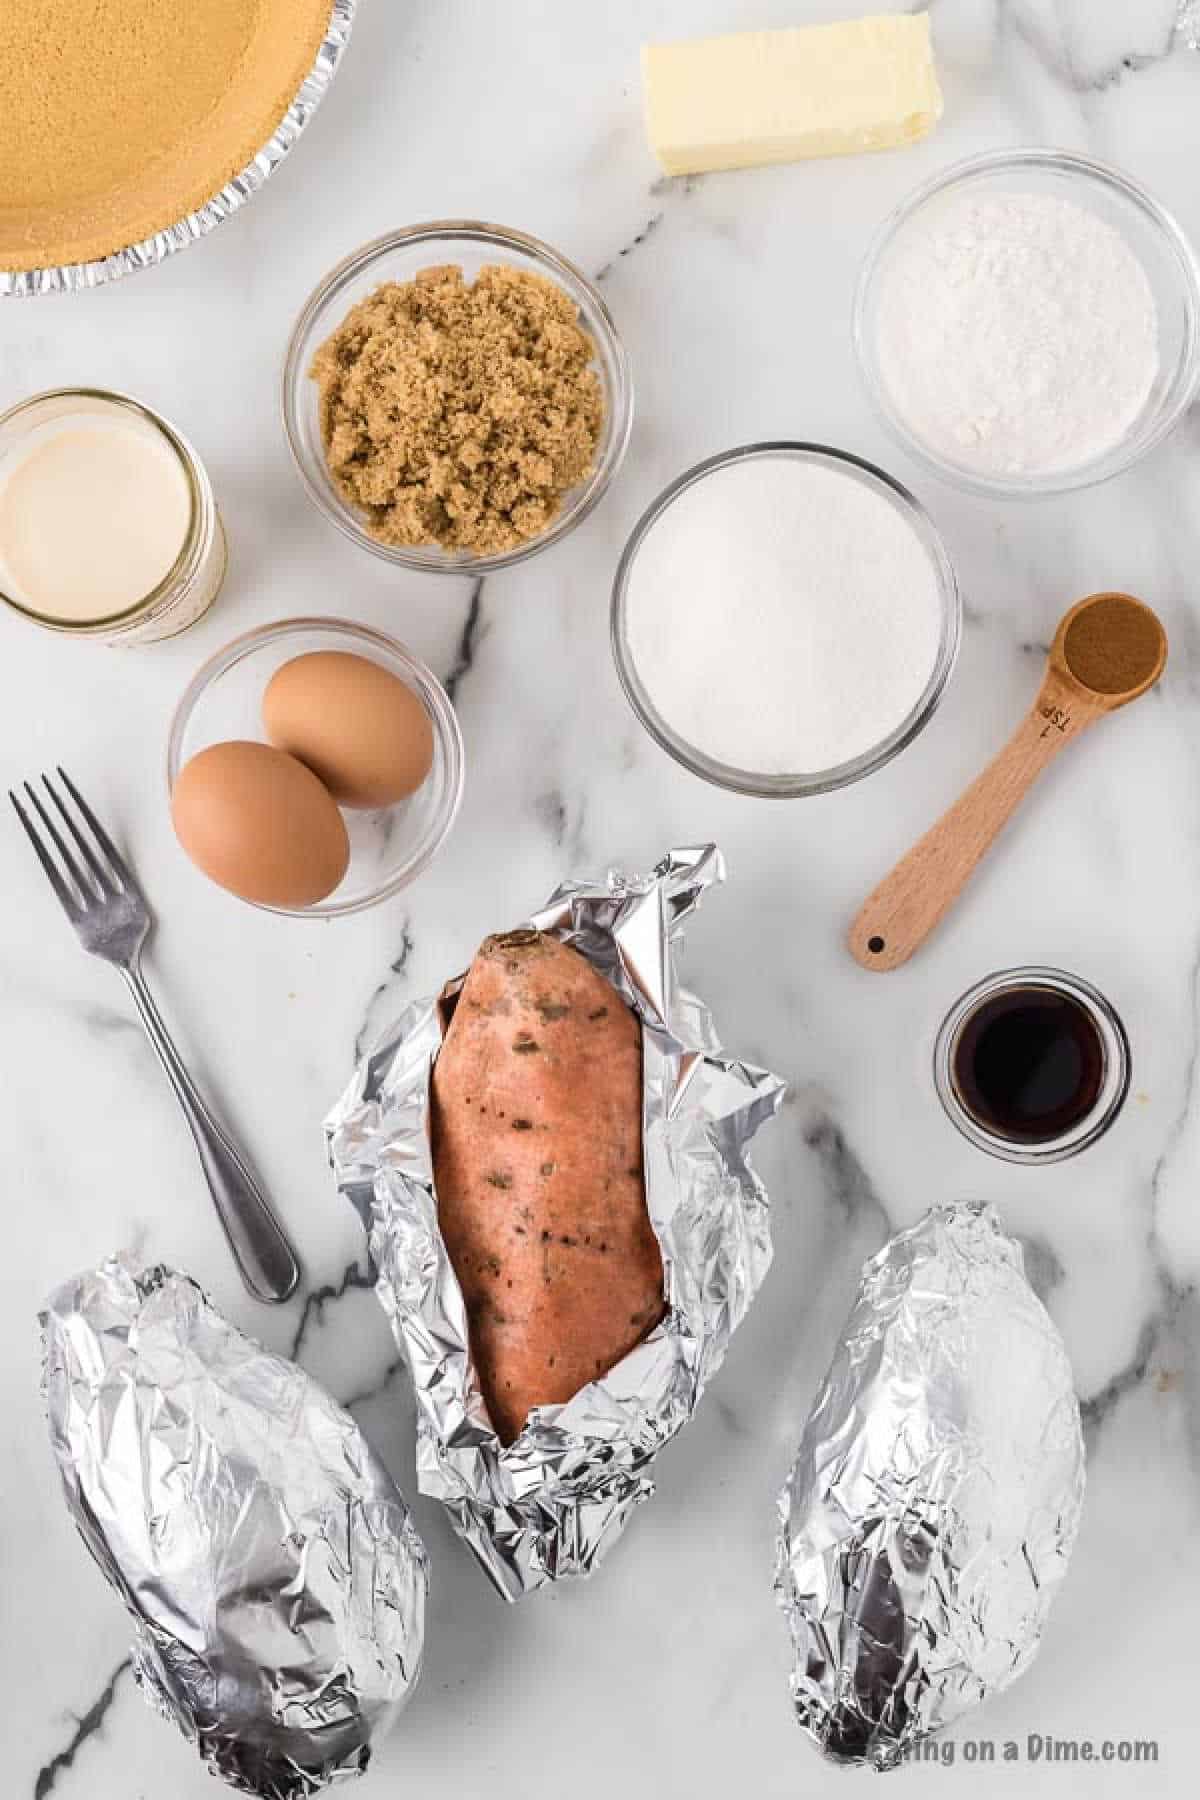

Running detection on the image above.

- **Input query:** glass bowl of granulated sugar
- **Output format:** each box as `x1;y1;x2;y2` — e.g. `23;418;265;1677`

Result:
854;148;1200;498
611;442;961;799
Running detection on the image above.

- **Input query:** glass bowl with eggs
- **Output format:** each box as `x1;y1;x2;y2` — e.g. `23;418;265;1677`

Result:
282;221;634;573
167;618;464;917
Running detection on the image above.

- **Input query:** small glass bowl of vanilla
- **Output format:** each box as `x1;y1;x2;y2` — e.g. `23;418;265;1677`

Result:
0;388;226;645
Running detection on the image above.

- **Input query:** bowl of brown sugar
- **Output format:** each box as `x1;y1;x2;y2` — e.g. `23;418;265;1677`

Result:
283;222;633;572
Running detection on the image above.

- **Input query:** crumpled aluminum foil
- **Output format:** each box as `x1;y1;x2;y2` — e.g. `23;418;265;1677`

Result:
1179;0;1200;52
41;1258;428;1798
775;1201;1085;1770
327;844;785;1601
2;0;357;296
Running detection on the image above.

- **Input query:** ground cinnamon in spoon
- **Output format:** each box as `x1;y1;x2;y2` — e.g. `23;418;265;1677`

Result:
311;264;604;556
1062;594;1165;695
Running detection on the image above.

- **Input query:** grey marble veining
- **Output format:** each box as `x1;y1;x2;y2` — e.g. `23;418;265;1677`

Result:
4;3;1199;1796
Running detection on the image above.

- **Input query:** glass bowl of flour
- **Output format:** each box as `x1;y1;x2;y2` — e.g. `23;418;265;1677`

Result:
854;149;1200;497
611;442;960;799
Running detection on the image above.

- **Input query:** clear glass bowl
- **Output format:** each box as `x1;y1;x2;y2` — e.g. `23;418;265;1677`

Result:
934;967;1131;1165
854;148;1200;498
610;442;961;799
167;617;464;918
282;221;633;573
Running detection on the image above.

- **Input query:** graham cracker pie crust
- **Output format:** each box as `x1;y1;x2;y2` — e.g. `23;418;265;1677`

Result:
0;0;335;273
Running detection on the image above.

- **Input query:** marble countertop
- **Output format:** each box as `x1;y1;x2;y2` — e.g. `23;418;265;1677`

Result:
4;3;1199;1796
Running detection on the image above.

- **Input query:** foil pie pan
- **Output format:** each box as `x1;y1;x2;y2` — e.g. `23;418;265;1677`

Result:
1;0;358;298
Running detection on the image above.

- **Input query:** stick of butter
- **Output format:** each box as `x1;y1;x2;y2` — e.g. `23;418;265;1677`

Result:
642;13;942;177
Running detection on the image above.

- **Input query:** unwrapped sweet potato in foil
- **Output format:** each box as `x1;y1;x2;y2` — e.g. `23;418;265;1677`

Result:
327;844;785;1600
41;1259;428;1799
775;1202;1085;1769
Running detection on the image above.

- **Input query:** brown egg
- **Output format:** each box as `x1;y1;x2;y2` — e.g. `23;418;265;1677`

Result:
171;741;350;908
262;650;435;809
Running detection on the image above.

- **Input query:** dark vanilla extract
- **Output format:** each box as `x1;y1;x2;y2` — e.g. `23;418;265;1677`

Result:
951;986;1105;1144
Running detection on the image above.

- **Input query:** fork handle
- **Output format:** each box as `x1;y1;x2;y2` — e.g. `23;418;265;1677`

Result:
121;966;301;1304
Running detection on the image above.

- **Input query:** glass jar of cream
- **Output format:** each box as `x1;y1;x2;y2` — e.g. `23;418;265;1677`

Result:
0;388;226;645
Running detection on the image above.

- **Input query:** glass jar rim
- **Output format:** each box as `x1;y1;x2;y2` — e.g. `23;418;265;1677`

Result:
933;965;1132;1165
0;387;207;631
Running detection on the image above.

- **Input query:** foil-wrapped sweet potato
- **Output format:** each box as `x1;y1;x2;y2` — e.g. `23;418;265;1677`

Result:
432;929;666;1443
41;1259;428;1799
775;1203;1085;1768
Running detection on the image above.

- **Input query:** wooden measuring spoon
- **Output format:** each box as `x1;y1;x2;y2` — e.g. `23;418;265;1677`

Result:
848;593;1167;972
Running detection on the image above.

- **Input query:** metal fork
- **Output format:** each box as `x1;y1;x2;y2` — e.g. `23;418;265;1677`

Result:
10;769;300;1304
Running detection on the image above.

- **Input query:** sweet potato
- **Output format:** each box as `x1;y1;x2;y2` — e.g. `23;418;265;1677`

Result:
431;930;666;1445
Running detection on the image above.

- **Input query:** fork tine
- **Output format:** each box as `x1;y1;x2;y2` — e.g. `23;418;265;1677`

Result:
56;767;137;894
23;780;95;904
43;771;118;896
9;789;83;919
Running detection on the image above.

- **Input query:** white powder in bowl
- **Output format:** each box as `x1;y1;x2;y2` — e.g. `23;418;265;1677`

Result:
622;453;946;778
874;190;1159;476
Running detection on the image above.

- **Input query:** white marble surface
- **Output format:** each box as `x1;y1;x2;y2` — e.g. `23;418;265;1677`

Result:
3;2;1199;1795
